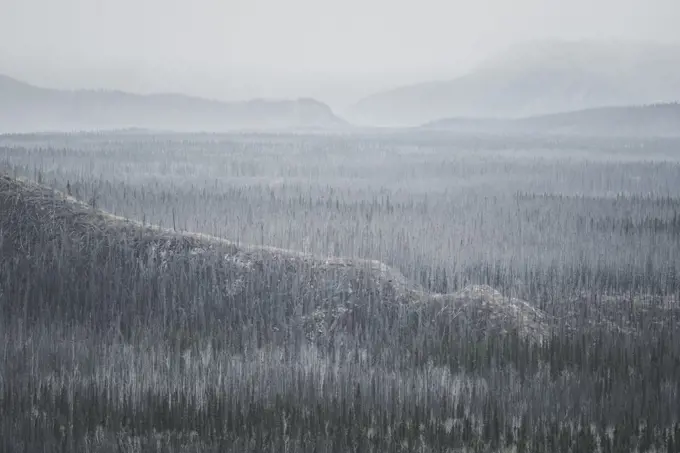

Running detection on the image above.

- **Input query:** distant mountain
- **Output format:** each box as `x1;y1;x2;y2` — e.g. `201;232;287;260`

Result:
350;40;680;126
422;103;680;137
0;74;347;133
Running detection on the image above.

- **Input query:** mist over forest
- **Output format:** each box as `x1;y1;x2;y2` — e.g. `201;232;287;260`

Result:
2;0;680;450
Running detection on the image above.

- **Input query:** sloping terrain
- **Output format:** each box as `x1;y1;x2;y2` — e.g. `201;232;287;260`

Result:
423;103;680;137
0;74;347;133
0;174;551;345
351;40;680;126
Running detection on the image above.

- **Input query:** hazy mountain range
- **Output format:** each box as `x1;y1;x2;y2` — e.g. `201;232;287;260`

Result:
350;40;680;126
0;74;347;133
3;39;680;135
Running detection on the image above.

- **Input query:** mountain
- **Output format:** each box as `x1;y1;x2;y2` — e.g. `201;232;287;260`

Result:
422;103;680;137
350;40;680;126
0;74;347;133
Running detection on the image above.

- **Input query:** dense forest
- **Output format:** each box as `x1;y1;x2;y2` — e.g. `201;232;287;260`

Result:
1;132;679;452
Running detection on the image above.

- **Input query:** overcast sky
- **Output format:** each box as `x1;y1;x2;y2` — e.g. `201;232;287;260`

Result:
1;0;679;108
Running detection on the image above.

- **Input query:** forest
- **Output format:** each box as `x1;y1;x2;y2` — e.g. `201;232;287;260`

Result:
1;131;679;452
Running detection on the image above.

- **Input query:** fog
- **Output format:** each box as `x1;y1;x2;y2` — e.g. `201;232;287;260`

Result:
1;0;679;108
3;2;680;450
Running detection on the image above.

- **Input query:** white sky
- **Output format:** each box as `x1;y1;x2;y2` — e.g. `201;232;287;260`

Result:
1;0;679;108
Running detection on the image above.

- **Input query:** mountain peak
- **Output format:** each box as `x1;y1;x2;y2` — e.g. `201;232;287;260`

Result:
350;40;680;126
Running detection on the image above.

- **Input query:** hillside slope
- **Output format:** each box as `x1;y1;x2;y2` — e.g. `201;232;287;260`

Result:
351;40;680;126
423;103;680;137
0;173;551;346
0;74;347;132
